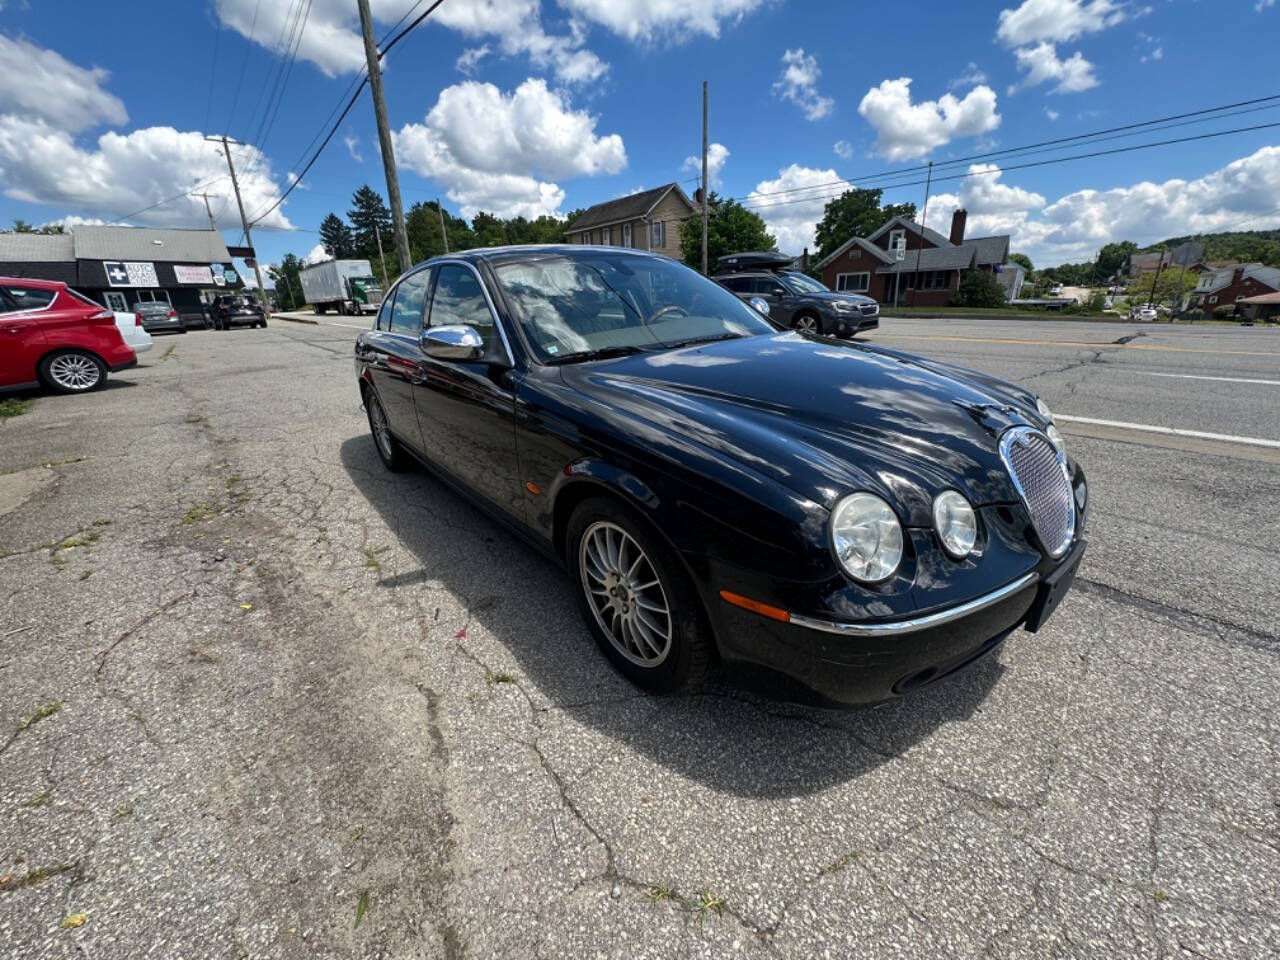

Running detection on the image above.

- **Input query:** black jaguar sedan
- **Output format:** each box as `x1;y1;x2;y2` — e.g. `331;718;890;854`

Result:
355;246;1087;708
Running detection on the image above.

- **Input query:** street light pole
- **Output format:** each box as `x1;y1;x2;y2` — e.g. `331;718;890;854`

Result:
701;80;709;275
356;0;412;275
205;135;268;313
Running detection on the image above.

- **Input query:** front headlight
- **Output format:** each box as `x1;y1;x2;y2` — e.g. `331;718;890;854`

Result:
1036;397;1066;455
933;490;977;558
831;492;903;583
833;300;859;312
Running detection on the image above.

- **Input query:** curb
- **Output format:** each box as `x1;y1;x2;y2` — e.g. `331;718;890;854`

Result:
275;314;319;326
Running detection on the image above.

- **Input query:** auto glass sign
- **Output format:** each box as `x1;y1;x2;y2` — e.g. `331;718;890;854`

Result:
103;260;159;287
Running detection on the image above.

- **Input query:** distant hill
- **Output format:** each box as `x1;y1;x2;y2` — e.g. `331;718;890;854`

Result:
1141;229;1280;267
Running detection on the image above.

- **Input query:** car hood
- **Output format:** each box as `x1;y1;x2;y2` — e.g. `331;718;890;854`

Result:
559;332;1040;525
801;290;877;307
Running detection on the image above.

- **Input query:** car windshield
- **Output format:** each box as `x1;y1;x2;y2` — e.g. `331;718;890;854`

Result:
493;252;775;363
780;272;829;294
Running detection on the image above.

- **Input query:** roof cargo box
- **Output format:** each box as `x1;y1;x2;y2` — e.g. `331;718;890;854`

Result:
713;251;795;274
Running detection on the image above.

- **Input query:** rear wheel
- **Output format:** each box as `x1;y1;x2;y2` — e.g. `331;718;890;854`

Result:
40;349;106;394
566;497;710;693
365;388;408;471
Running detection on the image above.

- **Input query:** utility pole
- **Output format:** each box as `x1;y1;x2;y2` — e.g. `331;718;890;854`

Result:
191;192;219;232
374;222;390;289
701;80;709;275
283;270;299;311
205;135;267;312
437;197;449;253
911;161;934;307
356;0;411;275
1148;246;1167;309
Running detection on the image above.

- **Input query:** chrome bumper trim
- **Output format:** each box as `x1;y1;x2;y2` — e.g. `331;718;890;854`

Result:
790;572;1039;637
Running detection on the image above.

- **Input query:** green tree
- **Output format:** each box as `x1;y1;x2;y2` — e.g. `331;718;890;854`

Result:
813;189;917;262
1129;266;1197;312
347;185;394;262
268;253;306;311
318;213;354;259
952;268;1007;308
405;200;475;262
678;193;777;272
1008;252;1034;273
471;212;508;247
1096;241;1138;279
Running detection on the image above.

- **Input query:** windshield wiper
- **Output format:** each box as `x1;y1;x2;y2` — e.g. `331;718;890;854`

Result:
660;332;747;350
544;344;650;365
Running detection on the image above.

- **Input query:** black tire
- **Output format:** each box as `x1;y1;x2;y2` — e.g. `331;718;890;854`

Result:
39;349;107;394
364;387;409;471
177;328;188;334
259;319;268;328
565;496;711;694
793;312;824;336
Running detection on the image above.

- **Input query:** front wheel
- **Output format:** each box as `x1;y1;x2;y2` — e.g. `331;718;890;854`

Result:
40;349;106;394
566;497;710;693
793;313;821;335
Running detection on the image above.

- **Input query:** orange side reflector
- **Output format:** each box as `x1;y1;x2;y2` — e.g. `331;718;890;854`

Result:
719;590;791;623
524;481;542;496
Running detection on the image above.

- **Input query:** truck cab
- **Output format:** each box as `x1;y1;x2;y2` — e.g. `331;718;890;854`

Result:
346;276;383;315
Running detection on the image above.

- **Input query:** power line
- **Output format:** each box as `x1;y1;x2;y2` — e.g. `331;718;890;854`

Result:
240;0;314;183
739;120;1280;213
734;93;1280;207
225;0;263;136
107;176;228;225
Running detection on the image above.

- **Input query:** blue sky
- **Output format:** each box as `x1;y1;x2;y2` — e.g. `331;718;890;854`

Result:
2;0;1279;276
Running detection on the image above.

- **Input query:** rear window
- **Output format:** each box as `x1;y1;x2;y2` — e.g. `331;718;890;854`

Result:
67;288;102;308
0;285;56;312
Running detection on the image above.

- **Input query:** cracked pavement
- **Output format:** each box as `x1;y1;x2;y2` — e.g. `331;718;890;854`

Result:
1;316;1277;958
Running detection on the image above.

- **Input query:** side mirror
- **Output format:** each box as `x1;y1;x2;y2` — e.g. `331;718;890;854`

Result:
748;296;771;316
420;324;484;361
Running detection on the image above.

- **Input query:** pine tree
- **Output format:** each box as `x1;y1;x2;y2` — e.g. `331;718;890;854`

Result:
347;185;393;261
318;213;354;259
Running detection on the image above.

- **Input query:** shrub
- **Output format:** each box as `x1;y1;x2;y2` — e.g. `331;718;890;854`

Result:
952;269;1007;308
1212;304;1237;320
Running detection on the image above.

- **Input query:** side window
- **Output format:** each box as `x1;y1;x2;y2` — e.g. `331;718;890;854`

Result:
721;277;751;293
1;286;56;312
389;269;429;335
375;285;396;331
755;277;786;296
0;289;18;314
428;264;496;351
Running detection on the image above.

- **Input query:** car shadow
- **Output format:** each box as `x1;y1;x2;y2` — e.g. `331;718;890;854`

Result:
339;435;1005;799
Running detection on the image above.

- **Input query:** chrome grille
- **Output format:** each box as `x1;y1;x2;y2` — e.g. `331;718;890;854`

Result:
999;427;1075;558
860;303;879;316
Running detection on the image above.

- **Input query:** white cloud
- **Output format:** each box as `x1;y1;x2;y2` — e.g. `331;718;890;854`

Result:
682;142;729;188
858;78;1001;161
214;0;606;85
304;243;329;265
456;45;491;74
0;34;128;133
343;132;363;163
1141;46;1162;63
1010;43;1099;94
0;117;293;230
949;62;989;89
557;0;767;42
924;148;1280;266
38;215;111;232
746;164;840;254
773;48;834;121
833;140;853;160
393;78;625;218
1045;107;1060;121
1259;0;1276;11
996;0;1128;47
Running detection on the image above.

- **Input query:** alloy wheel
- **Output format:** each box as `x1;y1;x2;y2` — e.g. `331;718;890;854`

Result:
794;315;819;334
579;521;673;667
48;354;101;391
368;395;394;460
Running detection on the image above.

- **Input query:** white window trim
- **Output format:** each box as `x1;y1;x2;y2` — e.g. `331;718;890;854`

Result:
835;272;870;293
602;226;612;245
650;220;665;249
622;223;632;247
889;229;905;251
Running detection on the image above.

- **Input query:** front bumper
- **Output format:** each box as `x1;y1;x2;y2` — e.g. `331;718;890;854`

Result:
832;309;880;336
713;539;1086;709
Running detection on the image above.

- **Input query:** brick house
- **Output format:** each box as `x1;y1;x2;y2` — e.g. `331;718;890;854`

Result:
563;183;696;260
1187;262;1280;313
811;210;1011;306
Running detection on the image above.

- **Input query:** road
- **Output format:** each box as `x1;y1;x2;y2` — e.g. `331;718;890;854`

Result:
1;315;1276;959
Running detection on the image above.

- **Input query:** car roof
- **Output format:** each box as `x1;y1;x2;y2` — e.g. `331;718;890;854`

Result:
415;244;672;270
0;276;64;289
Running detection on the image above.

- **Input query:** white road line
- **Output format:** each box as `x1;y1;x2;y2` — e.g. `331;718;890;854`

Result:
1057;415;1280;450
1130;370;1280;386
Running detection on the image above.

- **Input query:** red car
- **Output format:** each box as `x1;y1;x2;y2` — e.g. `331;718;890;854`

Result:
1;277;137;394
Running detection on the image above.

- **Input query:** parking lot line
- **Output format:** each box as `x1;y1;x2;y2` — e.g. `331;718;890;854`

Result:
1128;370;1280;386
1057;414;1280;449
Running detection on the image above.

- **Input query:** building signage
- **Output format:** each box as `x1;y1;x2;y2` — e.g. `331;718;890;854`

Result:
174;264;214;285
213;273;226;287
211;263;224;275
103;260;159;288
223;270;238;285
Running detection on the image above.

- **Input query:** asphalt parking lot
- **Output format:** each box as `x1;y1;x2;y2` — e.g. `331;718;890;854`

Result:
1;314;1277;959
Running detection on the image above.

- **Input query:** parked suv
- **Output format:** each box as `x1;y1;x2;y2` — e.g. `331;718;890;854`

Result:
1;277;136;394
713;253;879;338
211;295;267;330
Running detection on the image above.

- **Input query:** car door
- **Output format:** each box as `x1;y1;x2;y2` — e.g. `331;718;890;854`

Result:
0;285;53;387
414;261;521;520
753;276;795;325
360;269;431;452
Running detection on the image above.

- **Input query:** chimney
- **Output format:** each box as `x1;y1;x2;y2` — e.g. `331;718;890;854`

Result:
801;247;809;271
949;209;968;246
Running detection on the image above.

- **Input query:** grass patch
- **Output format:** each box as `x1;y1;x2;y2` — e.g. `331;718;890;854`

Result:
695;888;725;927
354;890;371;929
61;911;88;929
0;397;34;420
361;546;384;572
15;863;73;888
486;672;517;686
92;518;111;527
1152;888;1169;903
21;700;63;729
25;791;52;808
113;803;132;818
645;884;678;904
349;825;365;843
